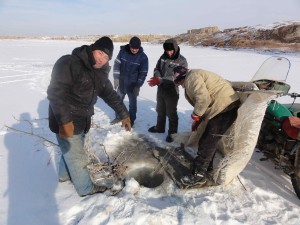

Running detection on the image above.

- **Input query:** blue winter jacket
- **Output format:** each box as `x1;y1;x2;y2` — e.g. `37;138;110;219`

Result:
113;44;148;93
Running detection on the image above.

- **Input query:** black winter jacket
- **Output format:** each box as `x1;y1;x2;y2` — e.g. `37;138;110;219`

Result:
47;45;129;134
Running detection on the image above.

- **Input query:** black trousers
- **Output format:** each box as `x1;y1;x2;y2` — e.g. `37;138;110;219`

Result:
155;87;179;134
194;104;239;171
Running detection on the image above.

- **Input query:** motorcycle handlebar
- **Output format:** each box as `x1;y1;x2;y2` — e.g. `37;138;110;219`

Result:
288;92;300;98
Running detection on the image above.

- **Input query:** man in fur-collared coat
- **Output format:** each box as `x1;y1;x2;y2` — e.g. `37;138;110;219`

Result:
173;66;240;187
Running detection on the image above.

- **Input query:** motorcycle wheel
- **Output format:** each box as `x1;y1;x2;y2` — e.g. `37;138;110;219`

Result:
291;174;300;199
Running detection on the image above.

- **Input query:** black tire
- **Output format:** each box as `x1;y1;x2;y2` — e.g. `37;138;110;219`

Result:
291;174;300;199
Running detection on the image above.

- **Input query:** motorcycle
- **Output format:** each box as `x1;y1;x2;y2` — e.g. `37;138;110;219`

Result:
252;56;300;199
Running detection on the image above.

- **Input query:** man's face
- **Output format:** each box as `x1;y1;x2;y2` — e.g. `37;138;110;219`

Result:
130;47;139;54
92;50;109;69
166;50;174;58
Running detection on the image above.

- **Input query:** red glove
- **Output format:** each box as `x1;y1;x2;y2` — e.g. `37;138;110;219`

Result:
147;77;160;87
191;114;202;131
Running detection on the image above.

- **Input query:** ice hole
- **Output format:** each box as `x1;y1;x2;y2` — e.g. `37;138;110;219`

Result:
126;166;165;188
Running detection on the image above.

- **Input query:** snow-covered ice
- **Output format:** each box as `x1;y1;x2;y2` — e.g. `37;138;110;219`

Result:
0;39;300;225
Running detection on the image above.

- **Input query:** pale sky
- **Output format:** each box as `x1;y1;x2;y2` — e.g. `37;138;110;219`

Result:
0;0;299;36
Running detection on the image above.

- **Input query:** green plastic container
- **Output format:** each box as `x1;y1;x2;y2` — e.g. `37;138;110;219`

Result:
265;100;292;128
282;103;300;117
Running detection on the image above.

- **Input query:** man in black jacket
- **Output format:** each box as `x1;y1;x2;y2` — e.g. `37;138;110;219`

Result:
47;37;131;197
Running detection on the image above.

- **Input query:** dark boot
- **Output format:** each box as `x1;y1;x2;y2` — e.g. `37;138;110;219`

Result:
166;131;176;143
181;168;207;188
148;126;165;133
166;134;173;143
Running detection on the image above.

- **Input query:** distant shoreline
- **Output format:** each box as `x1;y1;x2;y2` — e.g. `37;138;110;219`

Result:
1;20;299;54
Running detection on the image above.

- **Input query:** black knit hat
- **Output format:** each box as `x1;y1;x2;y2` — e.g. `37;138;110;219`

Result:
173;66;188;83
91;36;114;60
129;36;141;49
163;42;175;51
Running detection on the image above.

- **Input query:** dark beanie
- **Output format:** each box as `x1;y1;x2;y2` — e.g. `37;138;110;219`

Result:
173;66;188;83
163;42;175;51
129;36;141;49
91;36;114;60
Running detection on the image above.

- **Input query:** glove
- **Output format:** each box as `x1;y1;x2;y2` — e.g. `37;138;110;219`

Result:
113;79;119;90
59;121;74;138
191;113;202;131
121;116;131;131
147;77;160;87
133;87;140;97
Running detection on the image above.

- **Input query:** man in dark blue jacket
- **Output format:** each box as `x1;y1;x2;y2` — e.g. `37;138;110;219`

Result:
111;36;149;127
47;37;131;197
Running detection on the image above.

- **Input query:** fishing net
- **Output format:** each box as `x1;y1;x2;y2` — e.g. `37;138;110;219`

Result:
173;82;279;186
84;133;124;190
213;91;276;185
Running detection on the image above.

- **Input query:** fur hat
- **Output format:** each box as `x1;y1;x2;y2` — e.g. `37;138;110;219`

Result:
163;42;175;51
91;36;114;59
163;38;178;51
129;36;141;49
173;66;188;83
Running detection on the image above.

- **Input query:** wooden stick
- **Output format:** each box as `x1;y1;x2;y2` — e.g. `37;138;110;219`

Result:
4;125;59;146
